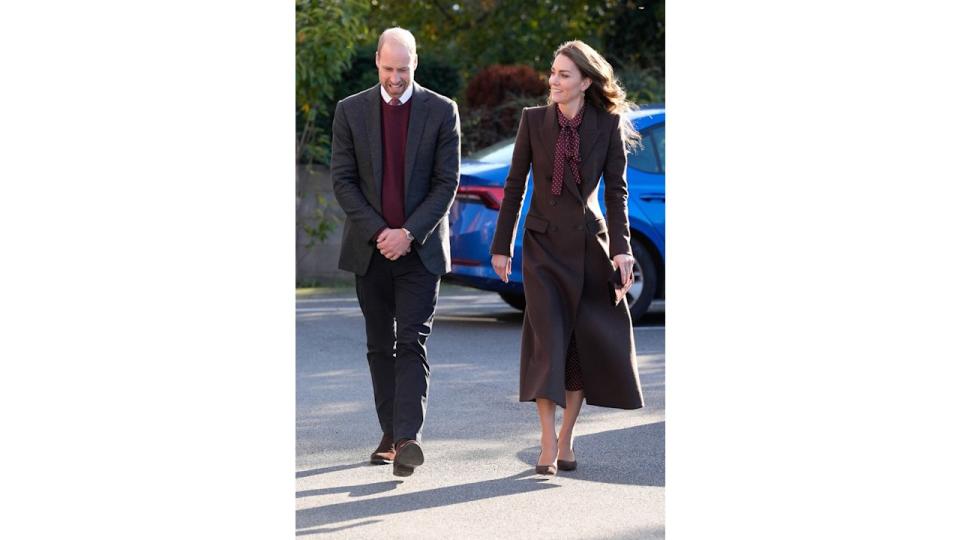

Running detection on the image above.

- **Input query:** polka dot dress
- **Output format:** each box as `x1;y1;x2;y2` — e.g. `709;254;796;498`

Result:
565;333;584;392
552;103;584;196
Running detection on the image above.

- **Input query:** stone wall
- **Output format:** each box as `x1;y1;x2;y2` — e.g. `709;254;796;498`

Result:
296;164;352;285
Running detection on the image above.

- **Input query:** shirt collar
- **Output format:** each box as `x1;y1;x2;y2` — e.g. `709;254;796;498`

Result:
380;83;413;105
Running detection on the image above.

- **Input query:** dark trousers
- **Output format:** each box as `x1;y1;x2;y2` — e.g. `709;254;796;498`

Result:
355;250;440;442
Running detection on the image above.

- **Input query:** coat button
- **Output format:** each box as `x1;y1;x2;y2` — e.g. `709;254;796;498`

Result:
551;226;559;232
575;225;584;231
549;199;557;206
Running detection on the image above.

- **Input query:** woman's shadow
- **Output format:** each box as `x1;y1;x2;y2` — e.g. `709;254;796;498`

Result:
519;421;664;487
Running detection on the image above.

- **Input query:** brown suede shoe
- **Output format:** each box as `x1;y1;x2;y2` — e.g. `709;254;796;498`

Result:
393;439;424;477
370;433;395;465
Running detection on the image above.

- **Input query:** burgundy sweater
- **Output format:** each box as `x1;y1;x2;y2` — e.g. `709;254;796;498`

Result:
379;97;412;232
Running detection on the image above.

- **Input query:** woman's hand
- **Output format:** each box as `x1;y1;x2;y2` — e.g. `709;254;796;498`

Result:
613;253;635;287
491;254;512;283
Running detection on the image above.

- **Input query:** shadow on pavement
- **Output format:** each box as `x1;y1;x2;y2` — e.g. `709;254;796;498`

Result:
295;470;558;530
297;480;403;498
295;519;382;536
537;421;665;487
296;462;368;479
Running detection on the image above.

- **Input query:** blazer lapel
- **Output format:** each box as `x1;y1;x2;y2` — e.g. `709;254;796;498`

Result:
365;85;383;211
403;82;429;204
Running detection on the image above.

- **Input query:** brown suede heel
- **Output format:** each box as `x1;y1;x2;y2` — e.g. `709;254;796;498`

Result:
535;449;557;475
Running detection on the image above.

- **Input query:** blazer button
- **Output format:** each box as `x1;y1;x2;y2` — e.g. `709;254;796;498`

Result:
549;199;557;206
551;226;559;232
575;225;584;231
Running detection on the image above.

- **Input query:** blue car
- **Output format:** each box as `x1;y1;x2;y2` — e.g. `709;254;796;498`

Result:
446;106;665;319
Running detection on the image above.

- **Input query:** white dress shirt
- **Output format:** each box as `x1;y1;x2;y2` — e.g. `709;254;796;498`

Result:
380;84;413;105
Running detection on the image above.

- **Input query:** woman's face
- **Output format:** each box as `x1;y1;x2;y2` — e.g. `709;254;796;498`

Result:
549;53;591;106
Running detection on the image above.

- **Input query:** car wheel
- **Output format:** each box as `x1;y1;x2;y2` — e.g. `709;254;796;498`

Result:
498;291;526;311
626;238;658;320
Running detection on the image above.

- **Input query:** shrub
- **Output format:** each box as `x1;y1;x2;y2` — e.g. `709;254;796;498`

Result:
461;65;547;154
618;65;665;106
465;64;547;108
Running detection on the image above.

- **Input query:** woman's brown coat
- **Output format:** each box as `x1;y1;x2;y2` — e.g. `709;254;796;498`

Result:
491;103;644;410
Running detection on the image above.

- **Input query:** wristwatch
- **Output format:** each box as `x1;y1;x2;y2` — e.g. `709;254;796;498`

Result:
402;228;415;242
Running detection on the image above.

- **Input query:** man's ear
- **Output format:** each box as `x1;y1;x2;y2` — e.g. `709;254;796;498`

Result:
411;53;418;70
375;51;380;68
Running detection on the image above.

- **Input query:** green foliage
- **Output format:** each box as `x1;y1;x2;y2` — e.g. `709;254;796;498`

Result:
415;54;464;101
326;43;463;121
602;0;665;71
368;0;615;76
301;193;341;248
619;65;664;105
601;0;665;105
392;0;665;149
296;0;372;164
296;0;371;248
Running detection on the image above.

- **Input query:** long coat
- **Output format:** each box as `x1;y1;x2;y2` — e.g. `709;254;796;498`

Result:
491;103;644;410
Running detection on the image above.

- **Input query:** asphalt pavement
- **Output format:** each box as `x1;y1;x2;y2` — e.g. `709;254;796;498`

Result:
296;283;665;539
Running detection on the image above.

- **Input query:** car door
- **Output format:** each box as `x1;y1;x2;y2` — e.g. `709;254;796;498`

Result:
627;122;665;245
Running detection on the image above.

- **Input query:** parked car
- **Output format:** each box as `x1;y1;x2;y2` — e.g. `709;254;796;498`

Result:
446;105;665;319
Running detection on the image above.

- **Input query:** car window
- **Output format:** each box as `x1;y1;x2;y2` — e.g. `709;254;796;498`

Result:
650;123;665;172
628;123;664;174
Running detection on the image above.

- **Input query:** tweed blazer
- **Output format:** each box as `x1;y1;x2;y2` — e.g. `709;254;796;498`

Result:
331;82;461;276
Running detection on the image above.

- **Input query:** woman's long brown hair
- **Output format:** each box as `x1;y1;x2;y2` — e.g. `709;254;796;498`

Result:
548;40;642;151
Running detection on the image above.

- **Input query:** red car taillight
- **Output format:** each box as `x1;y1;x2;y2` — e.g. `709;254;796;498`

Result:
456;185;504;210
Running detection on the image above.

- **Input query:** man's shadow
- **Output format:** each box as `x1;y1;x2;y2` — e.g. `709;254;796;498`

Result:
297;479;402;498
296;462;367;479
296;469;556;530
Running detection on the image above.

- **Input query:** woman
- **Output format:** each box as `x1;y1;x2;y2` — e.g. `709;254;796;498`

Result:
490;40;645;475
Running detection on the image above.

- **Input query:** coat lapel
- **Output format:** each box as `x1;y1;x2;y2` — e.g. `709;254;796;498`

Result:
542;103;559;173
403;82;429;204
365;85;383;210
578;104;599;176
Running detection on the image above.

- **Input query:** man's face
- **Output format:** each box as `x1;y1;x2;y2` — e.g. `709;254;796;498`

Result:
376;40;416;99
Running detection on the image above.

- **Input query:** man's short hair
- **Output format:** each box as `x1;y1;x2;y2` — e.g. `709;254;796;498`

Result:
377;27;417;57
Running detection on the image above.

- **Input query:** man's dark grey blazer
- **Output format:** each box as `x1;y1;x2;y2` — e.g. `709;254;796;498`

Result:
331;82;461;276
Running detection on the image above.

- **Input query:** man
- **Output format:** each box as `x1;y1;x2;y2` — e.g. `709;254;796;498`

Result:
330;27;460;477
